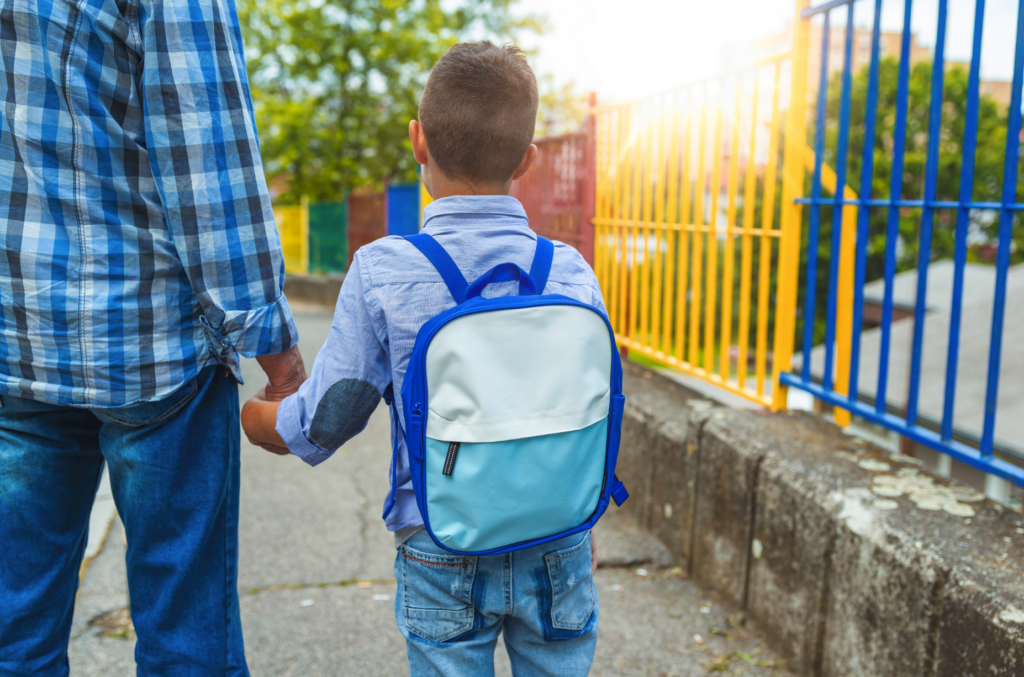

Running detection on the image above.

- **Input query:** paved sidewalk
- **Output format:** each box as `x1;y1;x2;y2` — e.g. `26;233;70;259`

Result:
68;307;785;676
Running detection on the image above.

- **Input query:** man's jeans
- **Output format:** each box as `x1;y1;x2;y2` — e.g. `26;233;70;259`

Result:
395;530;598;677
0;366;248;677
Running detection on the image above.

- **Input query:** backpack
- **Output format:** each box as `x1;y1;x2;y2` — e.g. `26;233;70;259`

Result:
391;232;628;555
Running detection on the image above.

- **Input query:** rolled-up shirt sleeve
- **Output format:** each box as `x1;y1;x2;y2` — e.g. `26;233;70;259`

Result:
276;255;391;466
137;0;297;360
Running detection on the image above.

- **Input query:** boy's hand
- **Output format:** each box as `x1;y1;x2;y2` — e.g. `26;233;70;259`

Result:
591;532;597;572
241;386;290;455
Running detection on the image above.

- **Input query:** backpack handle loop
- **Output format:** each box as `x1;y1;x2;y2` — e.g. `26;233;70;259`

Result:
464;263;538;300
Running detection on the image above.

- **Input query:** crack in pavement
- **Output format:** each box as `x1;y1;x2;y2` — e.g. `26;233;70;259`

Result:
349;466;374;578
243;578;395;595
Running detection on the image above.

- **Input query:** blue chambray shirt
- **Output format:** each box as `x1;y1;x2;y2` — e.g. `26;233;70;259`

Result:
276;196;607;533
0;0;297;407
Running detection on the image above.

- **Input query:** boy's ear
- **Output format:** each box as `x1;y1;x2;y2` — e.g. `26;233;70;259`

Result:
409;120;429;165
511;144;538;182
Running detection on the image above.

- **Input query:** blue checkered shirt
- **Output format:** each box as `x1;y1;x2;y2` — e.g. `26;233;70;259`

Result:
0;0;297;407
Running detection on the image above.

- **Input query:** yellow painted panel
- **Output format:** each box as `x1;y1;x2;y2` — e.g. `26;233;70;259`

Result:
275;199;308;275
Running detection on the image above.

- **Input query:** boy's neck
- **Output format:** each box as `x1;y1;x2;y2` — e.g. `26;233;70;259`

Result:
424;169;512;201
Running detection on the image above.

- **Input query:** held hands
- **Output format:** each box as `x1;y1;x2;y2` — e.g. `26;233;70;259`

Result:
256;344;307;401
241;345;307;456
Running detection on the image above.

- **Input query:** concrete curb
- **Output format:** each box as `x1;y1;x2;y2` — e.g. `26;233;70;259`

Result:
620;362;1024;677
284;273;345;307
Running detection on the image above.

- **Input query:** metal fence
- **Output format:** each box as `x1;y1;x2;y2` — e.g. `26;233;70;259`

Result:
274;199;309;275
591;53;811;410
309;201;348;274
776;0;1024;487
511;109;596;264
274;183;421;276
580;0;1023;487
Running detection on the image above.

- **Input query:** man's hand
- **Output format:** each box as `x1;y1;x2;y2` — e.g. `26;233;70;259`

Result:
241;386;290;455
591;532;598;572
256;344;307;401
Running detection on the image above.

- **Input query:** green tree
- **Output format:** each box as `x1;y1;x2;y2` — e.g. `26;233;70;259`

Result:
793;59;1021;345
535;75;588;137
822;59;1014;281
239;0;542;204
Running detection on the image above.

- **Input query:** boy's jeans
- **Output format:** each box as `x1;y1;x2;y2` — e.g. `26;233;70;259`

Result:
0;366;248;677
395;530;598;677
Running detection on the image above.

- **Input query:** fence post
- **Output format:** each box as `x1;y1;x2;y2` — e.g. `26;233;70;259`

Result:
771;0;811;411
582;92;598;266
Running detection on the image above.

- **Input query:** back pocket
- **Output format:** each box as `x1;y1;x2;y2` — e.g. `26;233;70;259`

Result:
401;544;476;643
544;533;595;631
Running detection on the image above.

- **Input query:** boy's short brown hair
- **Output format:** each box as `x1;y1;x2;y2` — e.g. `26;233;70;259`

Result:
419;42;538;185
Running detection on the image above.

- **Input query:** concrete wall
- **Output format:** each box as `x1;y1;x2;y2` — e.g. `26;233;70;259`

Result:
620;362;1024;677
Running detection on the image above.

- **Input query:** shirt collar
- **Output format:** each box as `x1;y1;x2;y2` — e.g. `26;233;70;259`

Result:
421;195;529;231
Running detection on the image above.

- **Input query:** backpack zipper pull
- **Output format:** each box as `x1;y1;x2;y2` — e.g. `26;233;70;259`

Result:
442;442;461;476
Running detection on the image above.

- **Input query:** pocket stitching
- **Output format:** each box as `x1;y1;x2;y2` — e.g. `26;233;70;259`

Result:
94;378;199;427
545;535;595;631
545;536;591;565
403;552;469;568
404;606;475;644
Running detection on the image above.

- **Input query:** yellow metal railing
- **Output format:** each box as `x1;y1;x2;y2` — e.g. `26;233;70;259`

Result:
592;0;855;420
274;195;309;275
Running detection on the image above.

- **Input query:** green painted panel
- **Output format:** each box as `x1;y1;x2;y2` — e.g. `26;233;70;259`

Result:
309;201;347;274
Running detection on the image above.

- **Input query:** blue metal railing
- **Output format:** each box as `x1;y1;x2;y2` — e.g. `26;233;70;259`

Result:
779;0;1024;488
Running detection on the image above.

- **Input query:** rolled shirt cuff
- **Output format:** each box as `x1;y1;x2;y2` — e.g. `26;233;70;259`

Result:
276;391;334;466
202;295;300;361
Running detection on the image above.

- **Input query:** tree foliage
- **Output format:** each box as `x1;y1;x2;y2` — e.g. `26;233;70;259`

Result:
239;0;542;204
821;59;1019;280
792;59;1022;345
535;74;588;137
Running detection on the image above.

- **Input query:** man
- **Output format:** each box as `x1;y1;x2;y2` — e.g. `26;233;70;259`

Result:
0;1;303;675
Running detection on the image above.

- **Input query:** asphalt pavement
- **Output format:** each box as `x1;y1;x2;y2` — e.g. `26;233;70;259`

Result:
67;305;785;676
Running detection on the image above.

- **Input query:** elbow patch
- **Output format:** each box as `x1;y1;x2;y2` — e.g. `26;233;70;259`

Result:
309;379;382;451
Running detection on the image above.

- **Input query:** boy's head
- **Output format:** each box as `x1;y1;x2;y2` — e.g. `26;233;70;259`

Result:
413;42;539;195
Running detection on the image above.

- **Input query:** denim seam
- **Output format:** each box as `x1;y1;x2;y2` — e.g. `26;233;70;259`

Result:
92;378;199;427
506;553;514;616
402;553;469;568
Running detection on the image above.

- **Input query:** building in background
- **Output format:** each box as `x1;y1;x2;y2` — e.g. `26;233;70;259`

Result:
722;22;1012;108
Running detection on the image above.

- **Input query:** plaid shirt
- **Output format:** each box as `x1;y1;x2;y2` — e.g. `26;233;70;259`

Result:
0;0;297;407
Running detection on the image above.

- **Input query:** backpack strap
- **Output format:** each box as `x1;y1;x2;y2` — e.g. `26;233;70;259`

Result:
406;233;554;302
404;233;469;304
381;382;399;519
529;236;554;294
610;474;630;507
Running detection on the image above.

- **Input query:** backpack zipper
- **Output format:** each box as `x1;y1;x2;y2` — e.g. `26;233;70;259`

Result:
442;442;460;476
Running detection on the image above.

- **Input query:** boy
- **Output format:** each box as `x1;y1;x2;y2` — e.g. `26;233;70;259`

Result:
242;42;606;677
